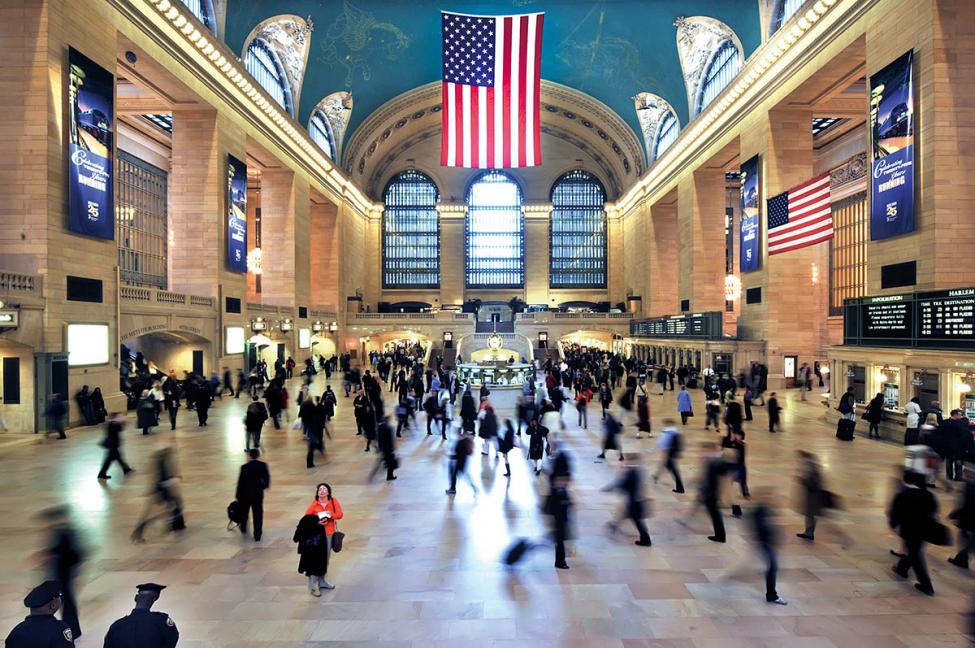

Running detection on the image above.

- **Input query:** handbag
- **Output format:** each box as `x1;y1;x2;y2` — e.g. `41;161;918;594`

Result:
331;530;345;553
924;518;951;546
686;409;694;418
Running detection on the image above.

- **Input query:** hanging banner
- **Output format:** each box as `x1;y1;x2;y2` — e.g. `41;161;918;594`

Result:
67;47;115;240
226;155;248;273
869;50;915;240
739;155;760;273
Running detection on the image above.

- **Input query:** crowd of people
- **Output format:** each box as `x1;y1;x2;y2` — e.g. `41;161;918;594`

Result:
8;342;975;644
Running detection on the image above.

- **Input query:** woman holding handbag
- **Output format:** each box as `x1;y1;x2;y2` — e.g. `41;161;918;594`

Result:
300;482;344;595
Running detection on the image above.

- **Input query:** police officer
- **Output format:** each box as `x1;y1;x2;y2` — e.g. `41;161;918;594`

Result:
103;582;179;647
4;579;75;646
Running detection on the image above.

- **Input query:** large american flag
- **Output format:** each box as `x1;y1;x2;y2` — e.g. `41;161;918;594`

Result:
766;173;833;255
440;11;544;168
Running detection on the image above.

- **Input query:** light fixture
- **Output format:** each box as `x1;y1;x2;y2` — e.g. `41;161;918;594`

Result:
246;247;263;275
845;368;855;378
312;321;324;332
724;274;741;301
959;373;974;393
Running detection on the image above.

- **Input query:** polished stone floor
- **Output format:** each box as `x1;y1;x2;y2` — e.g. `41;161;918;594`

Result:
0;373;972;647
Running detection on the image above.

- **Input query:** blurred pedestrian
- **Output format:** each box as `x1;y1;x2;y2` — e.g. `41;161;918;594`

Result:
653;418;685;493
545;476;573;569
446;435;476;495
40;508;84;640
767;392;782;433
131;447;184;543
371;416;398;481
602;453;652;546
750;488;788;605
948;463;975;569
677;385;693;425
244;395;268;450
596;412;624;463
889;470;939;595
97;413;133;480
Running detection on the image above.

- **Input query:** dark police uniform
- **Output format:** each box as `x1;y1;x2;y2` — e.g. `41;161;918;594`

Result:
103;608;178;648
4;580;74;647
102;583;178;648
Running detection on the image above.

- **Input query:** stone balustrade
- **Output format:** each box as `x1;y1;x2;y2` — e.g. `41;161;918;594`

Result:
0;272;41;294
121;286;214;309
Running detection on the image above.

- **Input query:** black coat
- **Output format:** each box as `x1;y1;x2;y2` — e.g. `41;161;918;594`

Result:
103;608;179;648
236;460;270;503
949;481;975;532
527;425;547;460
293;514;328;576
889;485;938;542
101;420;124;450
4;614;75;647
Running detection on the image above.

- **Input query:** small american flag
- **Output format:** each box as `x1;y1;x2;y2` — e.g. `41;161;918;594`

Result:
766;173;833;255
440;11;544;169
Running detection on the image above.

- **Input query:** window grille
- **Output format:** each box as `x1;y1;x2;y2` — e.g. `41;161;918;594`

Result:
309;111;336;159
550;171;606;289
116;151;168;289
383;171;440;288
245;39;293;116
178;0;216;33
829;192;868;314
652;111;680;161
696;40;741;115
466;171;524;288
770;0;807;36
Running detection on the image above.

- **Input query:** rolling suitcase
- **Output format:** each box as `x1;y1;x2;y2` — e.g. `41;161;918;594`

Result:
836;418;855;441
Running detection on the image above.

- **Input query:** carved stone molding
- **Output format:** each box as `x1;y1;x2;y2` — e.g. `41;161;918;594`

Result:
830;152;867;188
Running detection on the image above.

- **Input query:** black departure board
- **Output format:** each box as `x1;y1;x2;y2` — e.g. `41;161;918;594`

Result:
630;312;723;340
917;288;975;348
843;287;975;350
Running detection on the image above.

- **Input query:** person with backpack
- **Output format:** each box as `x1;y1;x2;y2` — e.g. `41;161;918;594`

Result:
653;419;684;493
321;386;337;422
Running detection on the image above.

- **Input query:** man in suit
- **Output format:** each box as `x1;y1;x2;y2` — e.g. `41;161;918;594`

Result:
235;449;270;541
700;443;730;543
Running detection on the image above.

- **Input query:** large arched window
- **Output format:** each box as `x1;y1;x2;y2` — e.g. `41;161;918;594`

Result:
179;0;216;34
696;40;742;114
245;39;294;116
652;111;680;162
383;171;440;289
550;171;607;289
308;111;336;159
466;171;524;288
770;0;807;36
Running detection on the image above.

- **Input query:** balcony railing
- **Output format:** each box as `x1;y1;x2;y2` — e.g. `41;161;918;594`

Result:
517;311;632;322
121;286;215;309
0;272;41;295
350;312;473;321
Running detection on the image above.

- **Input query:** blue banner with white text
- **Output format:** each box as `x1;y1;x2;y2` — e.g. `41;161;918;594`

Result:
739;155;760;273
870;50;915;240
68;48;114;240
227;155;248;273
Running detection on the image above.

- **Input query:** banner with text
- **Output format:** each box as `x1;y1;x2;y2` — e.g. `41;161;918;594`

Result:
68;48;115;240
226;155;247;273
870;50;915;240
739;155;761;272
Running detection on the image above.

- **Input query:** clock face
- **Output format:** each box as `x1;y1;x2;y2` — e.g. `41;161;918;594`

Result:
487;333;504;351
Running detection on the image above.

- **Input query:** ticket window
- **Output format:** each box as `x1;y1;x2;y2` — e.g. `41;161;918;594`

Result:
883;383;900;410
913;372;939;410
963;393;975;424
714;353;732;376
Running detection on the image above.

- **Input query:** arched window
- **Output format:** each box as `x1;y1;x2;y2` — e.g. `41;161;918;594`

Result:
652;111;680;162
179;0;216;34
770;0;807;36
308;111;336;159
466;171;524;288
550;171;607;289
696;40;741;115
245;39;294;116
383;171;440;289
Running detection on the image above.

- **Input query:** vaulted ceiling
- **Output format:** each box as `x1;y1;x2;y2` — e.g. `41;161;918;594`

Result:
224;0;761;153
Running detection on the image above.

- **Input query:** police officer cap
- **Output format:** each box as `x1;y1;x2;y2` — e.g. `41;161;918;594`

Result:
23;580;61;608
136;583;167;593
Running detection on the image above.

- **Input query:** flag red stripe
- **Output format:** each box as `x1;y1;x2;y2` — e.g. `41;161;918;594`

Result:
485;86;495;168
769;220;833;246
517;15;529;168
533;13;544;164
470;86;479;168
789;172;831;195
454;83;464;167
769;230;833;255
502;17;513;169
440;82;449;166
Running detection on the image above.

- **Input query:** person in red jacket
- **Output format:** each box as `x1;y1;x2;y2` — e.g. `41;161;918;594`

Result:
303;483;344;594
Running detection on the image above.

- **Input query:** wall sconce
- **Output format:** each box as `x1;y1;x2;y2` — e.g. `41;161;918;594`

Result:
250;317;266;332
724;274;741;301
845;368;855;378
329;322;338;333
959;373;974;393
879;364;899;382
280;318;293;332
312;321;324;332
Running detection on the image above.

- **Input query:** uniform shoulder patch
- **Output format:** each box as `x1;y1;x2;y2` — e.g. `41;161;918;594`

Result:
63;627;73;642
166;615;175;627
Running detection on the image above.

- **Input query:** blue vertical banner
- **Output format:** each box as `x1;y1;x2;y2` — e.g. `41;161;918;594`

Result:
739;155;760;273
870;50;915;240
67;47;115;240
226;155;248;273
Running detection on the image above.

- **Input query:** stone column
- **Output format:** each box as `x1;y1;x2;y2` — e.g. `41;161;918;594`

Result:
259;169;309;309
676;167;726;313
309;199;339;310
438;204;466;305
524;204;551;305
647;199;679;316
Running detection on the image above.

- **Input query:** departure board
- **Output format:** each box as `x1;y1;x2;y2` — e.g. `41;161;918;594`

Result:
917;288;975;348
843;288;975;350
629;312;723;340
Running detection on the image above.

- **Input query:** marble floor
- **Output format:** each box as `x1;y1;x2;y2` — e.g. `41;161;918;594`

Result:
0;374;972;647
